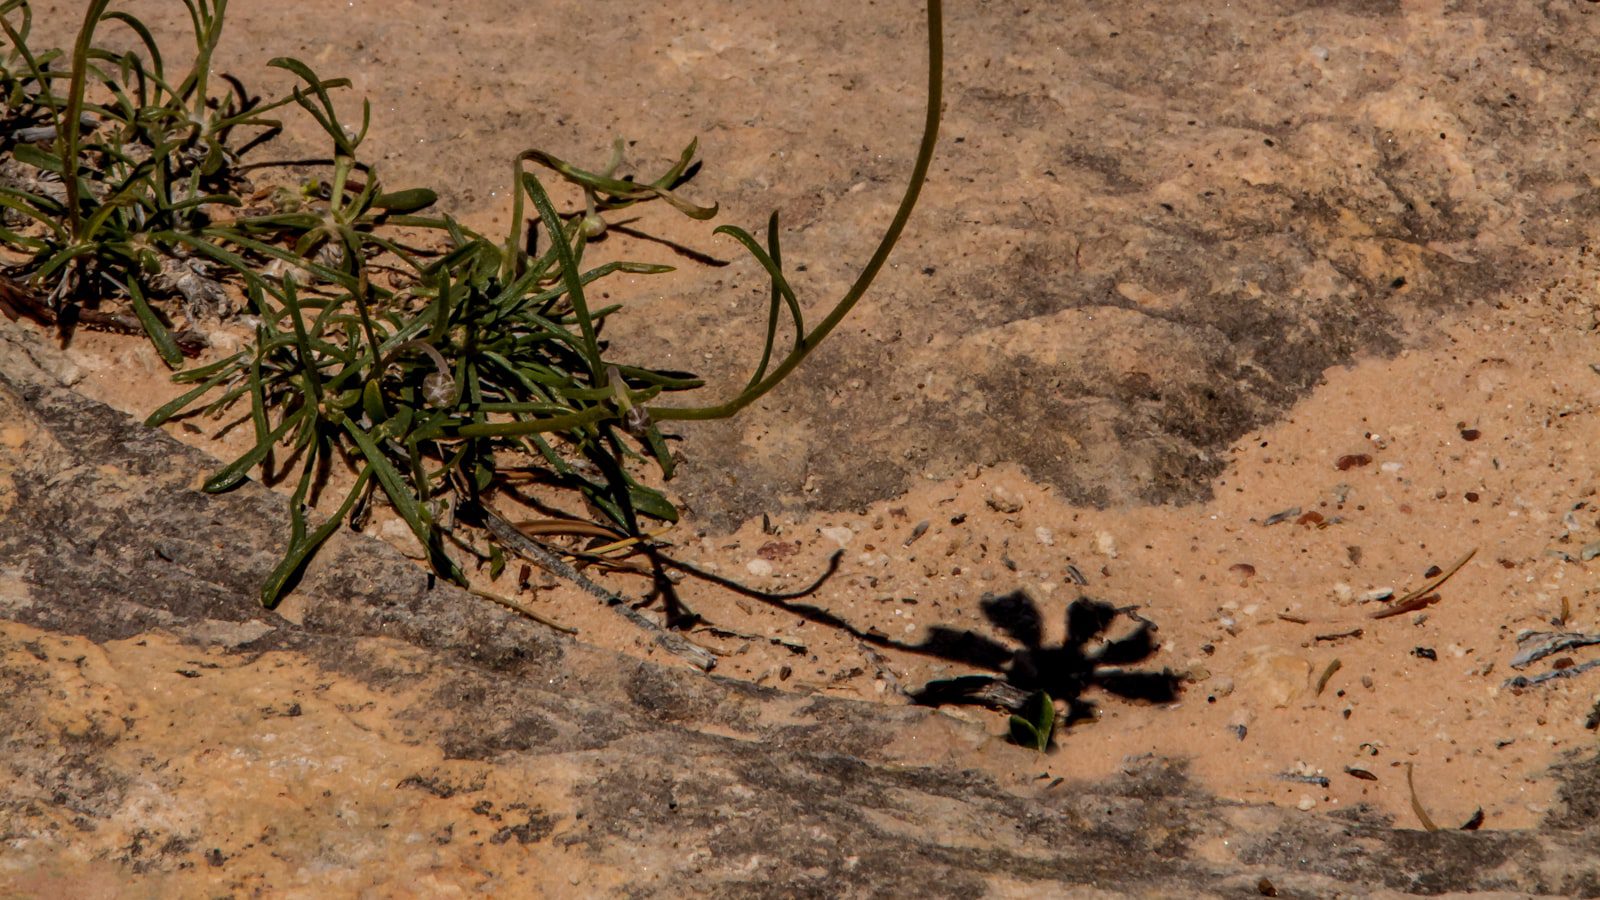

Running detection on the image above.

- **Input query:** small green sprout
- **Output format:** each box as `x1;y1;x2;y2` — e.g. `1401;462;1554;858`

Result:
1008;691;1056;752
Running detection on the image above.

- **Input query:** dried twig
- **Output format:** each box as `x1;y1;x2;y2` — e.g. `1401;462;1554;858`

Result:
1370;593;1440;620
1398;548;1476;605
481;509;716;671
1369;547;1476;620
469;587;578;635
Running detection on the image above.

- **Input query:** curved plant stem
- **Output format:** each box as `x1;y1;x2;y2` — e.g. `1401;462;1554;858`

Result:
62;0;113;245
648;0;943;422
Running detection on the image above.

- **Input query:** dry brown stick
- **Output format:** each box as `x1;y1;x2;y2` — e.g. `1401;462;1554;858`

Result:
468;587;578;635
1369;593;1440;620
481;509;716;671
1395;547;1476;606
1;273;207;355
1368;547;1477;620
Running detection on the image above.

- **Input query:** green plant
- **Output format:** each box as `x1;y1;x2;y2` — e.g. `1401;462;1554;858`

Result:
1009;691;1056;752
2;0;944;613
0;0;344;360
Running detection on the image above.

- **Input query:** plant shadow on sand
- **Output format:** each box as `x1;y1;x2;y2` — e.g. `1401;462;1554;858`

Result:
907;591;1182;723
660;551;1181;722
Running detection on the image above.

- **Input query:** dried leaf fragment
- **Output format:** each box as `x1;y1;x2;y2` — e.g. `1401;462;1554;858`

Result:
1314;658;1342;696
1336;453;1373;471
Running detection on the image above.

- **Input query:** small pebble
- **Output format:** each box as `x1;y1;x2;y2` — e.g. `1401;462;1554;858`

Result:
821;526;854;548
746;559;774;577
1297;795;1317;811
1227;709;1251;741
1095;531;1118;559
1035;526;1055;547
1244;650;1312;708
986;486;1024;514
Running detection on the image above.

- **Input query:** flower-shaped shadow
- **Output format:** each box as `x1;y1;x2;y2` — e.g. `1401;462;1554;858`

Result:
909;591;1181;724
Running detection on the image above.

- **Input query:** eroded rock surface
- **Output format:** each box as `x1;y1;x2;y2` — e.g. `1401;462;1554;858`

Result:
4;326;1600;897
26;0;1600;527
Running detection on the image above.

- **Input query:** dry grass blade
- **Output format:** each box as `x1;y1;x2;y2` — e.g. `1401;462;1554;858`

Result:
1369;547;1476;620
1405;763;1440;832
468;587;578;635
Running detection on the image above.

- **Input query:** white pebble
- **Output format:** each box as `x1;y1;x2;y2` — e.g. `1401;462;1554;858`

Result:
821;526;855;548
1095;531;1118;559
746;559;774;577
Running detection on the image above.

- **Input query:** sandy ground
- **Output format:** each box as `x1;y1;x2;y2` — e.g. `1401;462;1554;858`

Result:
50;241;1600;834
11;0;1600;852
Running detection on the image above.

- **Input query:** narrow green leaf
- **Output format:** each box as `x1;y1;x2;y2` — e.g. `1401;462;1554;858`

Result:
12;142;64;173
260;465;373;608
520;146;718;219
1008;716;1043;751
279;277;324;403
144;364;237;426
125;279;183;367
171;351;246;384
520;173;602;375
626;480;678;523
204;407;304;492
640;424;676;481
341;415;461;584
454;405;610;438
361;379;387;424
1034;691;1056;745
371;187;436;213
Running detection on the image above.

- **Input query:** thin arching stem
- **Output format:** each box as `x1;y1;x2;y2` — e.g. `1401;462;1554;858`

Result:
63;0;115;245
649;0;943;422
